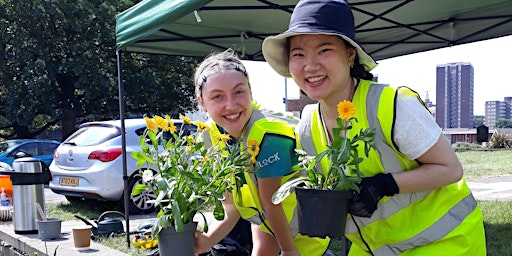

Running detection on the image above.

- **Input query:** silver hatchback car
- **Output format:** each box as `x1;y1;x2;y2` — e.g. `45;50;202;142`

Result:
49;118;196;214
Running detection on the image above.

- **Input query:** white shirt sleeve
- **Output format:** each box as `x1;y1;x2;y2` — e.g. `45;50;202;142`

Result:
393;92;441;160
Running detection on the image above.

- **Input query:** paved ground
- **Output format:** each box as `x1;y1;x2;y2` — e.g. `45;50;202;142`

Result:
466;175;512;201
0;176;510;256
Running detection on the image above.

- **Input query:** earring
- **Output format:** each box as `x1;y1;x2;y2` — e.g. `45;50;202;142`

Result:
350;62;354;68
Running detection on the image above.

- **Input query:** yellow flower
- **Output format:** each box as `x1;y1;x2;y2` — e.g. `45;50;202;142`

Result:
187;135;195;144
195;120;210;132
218;134;231;143
203;156;210;163
337;100;356;120
154;115;168;131
168;121;177;134
145;117;158;133
180;115;192;124
247;140;259;159
165;115;172;125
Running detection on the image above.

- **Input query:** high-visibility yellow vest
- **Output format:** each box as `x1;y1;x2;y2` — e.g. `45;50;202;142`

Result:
205;108;330;256
297;80;486;255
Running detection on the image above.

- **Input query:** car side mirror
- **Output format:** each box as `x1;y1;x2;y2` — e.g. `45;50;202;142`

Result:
14;151;30;159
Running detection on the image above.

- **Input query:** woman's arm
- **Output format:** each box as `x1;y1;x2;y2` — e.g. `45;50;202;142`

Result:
392;89;463;193
258;177;299;255
393;134;463;193
194;192;241;254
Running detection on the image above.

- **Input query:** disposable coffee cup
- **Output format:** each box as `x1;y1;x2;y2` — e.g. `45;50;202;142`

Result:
72;226;92;250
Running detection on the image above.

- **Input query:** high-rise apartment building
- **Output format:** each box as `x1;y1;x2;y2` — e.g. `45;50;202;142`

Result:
485;97;512;128
435;62;474;128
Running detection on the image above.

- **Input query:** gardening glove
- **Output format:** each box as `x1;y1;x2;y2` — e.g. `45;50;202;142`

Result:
349;173;399;218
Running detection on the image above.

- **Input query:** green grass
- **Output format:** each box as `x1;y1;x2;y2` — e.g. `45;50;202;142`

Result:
46;199;124;221
456;150;512;180
47;150;512;255
479;200;512;256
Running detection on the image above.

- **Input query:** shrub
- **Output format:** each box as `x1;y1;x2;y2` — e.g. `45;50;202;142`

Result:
487;131;512;149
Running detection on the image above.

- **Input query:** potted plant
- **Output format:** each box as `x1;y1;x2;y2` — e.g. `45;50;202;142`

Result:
131;115;252;255
272;101;375;239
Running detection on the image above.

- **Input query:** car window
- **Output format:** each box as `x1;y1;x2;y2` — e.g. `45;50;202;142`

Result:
136;122;198;143
41;142;59;155
161;124;198;142
15;143;38;156
0;141;20;154
65;125;121;146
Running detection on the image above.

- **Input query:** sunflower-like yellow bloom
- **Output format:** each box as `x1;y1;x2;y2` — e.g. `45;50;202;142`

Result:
145;117;158;133
180;115;192;124
218;134;231;143
168;121;177;134
165;115;172;125
187;135;195;144
247;140;260;162
195;120;210;132
154;115;168;131
337;100;356;120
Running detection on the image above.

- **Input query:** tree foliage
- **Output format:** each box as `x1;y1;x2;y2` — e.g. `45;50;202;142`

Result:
495;119;512;128
0;0;199;140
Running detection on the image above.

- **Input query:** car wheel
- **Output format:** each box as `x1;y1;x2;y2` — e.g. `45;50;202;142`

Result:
125;173;156;214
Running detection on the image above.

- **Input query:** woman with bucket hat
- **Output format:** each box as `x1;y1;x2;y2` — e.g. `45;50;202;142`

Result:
193;49;332;256
263;0;486;255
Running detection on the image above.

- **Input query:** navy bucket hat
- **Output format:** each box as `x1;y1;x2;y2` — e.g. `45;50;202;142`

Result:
262;0;377;77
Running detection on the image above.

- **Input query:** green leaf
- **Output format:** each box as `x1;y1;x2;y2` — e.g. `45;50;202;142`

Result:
172;200;184;232
337;138;351;163
130;184;148;196
213;200;225;221
272;178;307;204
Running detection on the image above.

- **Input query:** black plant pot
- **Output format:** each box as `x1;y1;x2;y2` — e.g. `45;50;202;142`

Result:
295;187;353;239
157;222;198;256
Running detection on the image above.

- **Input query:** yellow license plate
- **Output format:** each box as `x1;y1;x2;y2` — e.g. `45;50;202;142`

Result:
60;177;79;187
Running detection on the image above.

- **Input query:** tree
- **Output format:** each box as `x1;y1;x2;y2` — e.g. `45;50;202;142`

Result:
472;116;484;128
495;119;512;128
0;0;199;140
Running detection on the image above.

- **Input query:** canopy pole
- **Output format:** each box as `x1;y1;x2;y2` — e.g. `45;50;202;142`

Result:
117;50;131;248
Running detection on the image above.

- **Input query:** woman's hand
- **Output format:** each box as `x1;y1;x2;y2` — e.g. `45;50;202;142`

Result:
194;231;212;255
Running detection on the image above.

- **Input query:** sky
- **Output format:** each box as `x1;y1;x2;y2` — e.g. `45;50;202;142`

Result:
243;34;512;116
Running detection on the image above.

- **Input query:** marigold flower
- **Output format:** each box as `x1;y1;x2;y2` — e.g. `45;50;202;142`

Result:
180;115;192;124
337;100;356;120
165;115;172;125
218;134;231;143
247;140;259;159
145;117;158;133
154;115;168;131
168;121;177;134
187;135;195;144
195;120;210;132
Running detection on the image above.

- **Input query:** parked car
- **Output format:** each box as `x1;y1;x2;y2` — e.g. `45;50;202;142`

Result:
49;118;196;214
0;139;61;169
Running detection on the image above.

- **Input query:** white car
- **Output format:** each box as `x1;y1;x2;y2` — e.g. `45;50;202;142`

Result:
49;118;196;214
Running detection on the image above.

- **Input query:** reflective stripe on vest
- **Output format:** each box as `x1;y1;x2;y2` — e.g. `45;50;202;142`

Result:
297;80;478;254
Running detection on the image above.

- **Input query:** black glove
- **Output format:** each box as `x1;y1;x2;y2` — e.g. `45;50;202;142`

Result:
349;173;399;218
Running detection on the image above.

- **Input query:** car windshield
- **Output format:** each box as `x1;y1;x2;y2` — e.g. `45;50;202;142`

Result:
64;125;120;146
0;141;21;154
